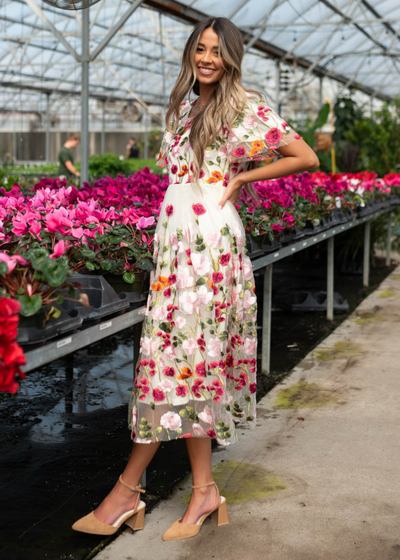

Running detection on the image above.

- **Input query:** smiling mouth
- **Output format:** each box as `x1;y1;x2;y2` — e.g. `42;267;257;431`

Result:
198;67;216;76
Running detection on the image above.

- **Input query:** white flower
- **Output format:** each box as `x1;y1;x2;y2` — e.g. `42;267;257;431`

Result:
184;222;194;243
243;290;256;310
243;114;259;130
157;379;174;393
181;291;198;314
191;252;210;275
169;232;178;250
244;337;257;355
131;406;137;427
177;241;185;254
242;258;253;278
160;411;182;431
165;131;173;143
141;336;159;356
197;285;213;307
164;346;176;360
176;316;186;329
182;338;198;355
193;423;205;436
198;406;213;424
177;265;194;289
207;337;221;358
206;231;222;249
152;305;167;320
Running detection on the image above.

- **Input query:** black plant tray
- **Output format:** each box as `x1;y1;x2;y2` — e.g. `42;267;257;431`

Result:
279;290;349;313
62;274;130;321
356;200;382;217
262;235;282;253
17;306;83;346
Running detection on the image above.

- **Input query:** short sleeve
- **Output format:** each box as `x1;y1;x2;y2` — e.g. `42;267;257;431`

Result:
225;94;302;163
59;148;72;164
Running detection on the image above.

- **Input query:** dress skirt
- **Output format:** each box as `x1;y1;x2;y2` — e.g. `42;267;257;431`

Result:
128;182;258;446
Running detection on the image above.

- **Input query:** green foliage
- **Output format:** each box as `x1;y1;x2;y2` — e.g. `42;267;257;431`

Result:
333;96;400;175
88;153;161;178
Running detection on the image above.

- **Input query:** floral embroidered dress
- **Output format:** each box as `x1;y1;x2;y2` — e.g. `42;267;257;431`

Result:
128;93;301;446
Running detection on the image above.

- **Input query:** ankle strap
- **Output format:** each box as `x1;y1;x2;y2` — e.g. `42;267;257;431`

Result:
119;475;146;493
192;480;216;489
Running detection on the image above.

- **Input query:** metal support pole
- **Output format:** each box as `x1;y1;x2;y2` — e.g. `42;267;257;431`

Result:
363;220;371;288
12;130;17;162
144;112;150;159
319;76;323;108
261;264;273;375
386;211;392;267
101;99;106;155
45;92;51;162
80;8;90;186
327;237;334;320
275;60;281;113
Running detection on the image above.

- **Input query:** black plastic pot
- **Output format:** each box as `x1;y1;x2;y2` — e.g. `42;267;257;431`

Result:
356;199;381;217
62;274;130;321
279;290;349;313
17;305;83;346
261;234;282;253
104;271;149;307
245;233;264;259
329;208;348;225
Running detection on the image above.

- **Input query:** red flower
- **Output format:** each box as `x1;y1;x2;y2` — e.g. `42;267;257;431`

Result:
166;204;174;216
195;361;206;377
192;203;207;216
206;429;216;438
249;383;257;394
153;388;166;402
163;366;176;377
179;433;193;438
232;146;246;158
168;274;176;285
212;272;224;283
219;253;231;266
164;287;172;298
199;170;205;179
226;354;234;367
171;165;178;174
265;128;283;146
176;385;188;397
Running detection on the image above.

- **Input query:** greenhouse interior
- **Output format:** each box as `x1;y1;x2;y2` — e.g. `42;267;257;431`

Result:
1;0;400;559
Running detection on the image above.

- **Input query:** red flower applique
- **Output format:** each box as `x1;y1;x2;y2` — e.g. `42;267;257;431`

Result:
192;203;206;216
163;366;176;377
153;388;166;401
219;253;231;266
206;429;216;438
265;128;283;146
212;272;224;283
176;385;188;397
232;147;246;158
195;361;206;377
166;205;174;216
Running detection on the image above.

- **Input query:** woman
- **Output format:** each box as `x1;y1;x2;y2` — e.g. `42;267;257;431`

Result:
72;17;319;541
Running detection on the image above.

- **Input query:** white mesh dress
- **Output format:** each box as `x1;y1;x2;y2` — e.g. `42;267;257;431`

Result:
128;93;301;446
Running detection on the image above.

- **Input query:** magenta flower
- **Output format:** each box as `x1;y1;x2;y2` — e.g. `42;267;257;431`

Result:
137;216;155;229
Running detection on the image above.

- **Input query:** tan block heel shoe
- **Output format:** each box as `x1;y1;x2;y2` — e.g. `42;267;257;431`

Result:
162;480;229;541
72;475;146;536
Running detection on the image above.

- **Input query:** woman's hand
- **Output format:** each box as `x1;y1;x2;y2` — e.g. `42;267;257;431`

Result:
218;176;244;209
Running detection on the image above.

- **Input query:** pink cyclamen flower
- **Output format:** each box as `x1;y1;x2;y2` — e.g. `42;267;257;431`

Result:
137;216;155;229
50;240;66;259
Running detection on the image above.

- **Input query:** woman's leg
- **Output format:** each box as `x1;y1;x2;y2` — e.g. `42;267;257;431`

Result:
94;441;161;524
181;437;219;524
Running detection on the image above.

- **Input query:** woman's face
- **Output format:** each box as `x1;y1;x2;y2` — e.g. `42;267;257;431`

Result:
194;27;225;87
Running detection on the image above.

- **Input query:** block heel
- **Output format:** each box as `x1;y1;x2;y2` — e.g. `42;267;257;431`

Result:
210;498;229;526
125;505;145;531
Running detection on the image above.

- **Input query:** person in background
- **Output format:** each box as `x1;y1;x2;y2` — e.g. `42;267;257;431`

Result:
58;133;80;178
126;137;139;159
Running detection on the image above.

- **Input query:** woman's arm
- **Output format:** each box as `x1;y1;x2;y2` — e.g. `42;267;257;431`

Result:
219;140;319;208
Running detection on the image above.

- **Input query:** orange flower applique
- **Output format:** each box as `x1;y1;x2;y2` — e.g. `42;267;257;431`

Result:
205;171;223;184
151;275;169;291
178;165;189;177
177;366;194;380
251;140;265;150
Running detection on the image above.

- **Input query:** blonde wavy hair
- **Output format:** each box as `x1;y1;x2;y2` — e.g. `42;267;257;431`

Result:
166;17;260;197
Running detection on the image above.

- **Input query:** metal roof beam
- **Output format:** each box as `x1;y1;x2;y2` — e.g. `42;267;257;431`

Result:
90;0;145;61
23;0;80;61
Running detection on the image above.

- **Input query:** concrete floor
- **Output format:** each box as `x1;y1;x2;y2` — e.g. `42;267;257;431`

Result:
96;265;400;560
